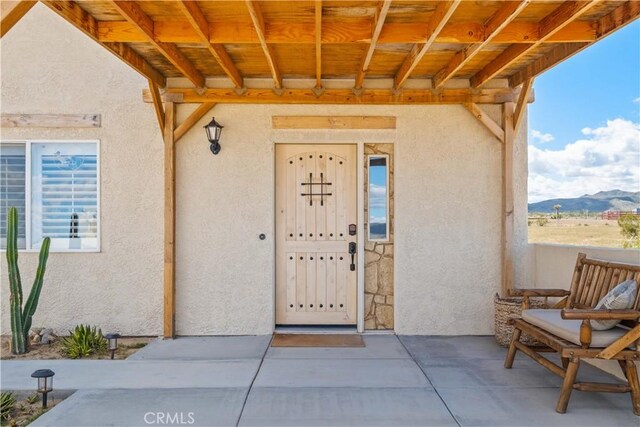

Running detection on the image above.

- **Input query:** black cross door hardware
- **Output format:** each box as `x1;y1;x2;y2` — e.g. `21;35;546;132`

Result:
349;242;356;271
301;172;332;206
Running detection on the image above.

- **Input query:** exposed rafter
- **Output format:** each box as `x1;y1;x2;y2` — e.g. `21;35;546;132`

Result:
394;0;461;89
96;20;597;45
315;1;322;89
143;87;531;105
355;0;392;90
176;1;243;89
471;0;599;88
110;1;205;89
433;1;530;89
509;1;640;87
245;0;282;89
1;0;36;38
41;0;165;88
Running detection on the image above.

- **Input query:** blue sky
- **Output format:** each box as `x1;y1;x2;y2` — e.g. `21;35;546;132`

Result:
527;20;640;202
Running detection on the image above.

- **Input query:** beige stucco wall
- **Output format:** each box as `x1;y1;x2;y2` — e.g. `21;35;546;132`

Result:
0;4;164;336
1;4;530;336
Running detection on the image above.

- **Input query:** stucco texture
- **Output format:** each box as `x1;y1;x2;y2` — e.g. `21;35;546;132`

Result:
2;4;529;336
1;4;163;336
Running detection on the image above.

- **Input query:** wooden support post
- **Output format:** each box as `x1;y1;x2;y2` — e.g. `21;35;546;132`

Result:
502;102;515;296
163;102;176;339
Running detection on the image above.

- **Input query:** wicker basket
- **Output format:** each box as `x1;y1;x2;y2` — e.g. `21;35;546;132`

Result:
494;293;546;347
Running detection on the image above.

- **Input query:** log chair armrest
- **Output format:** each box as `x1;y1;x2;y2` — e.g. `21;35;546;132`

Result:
561;309;640;321
509;289;570;297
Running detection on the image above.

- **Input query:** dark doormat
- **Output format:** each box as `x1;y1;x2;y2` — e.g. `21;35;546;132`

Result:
271;334;365;347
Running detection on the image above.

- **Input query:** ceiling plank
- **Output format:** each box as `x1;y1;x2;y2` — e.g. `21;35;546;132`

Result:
394;0;461;89
471;0;599;88
509;1;640;87
174;102;216;143
96;20;596;45
41;0;165;88
245;0;282;89
355;0;392;90
110;0;205;89
433;1;530;89
315;1;322;89
143;87;531;105
1;0;36;38
177;1;243;89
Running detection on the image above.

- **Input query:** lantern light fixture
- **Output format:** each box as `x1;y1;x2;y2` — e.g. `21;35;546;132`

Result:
203;117;224;155
105;333;121;360
31;369;55;408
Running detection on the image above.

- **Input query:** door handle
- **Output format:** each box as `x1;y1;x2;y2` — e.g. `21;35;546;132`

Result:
348;242;356;271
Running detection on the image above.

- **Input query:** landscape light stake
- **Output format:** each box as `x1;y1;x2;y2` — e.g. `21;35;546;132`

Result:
105;333;121;360
31;369;54;408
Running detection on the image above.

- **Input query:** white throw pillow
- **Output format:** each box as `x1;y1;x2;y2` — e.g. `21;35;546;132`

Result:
592;279;638;330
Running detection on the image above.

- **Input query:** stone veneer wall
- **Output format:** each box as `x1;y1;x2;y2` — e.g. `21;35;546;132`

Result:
364;144;394;329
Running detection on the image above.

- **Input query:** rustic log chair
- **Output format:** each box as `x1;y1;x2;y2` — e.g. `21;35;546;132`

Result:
505;253;640;415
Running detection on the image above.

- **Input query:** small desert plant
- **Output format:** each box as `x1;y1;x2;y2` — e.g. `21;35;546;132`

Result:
618;214;640;248
1;392;16;420
25;394;38;405
536;217;549;227
6;207;51;354
63;325;107;359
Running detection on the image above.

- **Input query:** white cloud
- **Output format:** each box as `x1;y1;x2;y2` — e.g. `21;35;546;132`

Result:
528;118;640;202
633;97;640;104
531;129;555;144
369;183;387;209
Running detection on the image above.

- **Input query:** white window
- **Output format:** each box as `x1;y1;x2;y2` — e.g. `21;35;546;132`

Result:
0;141;99;252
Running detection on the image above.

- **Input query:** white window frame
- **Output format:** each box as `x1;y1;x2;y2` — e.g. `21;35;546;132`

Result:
0;140;101;253
367;154;390;242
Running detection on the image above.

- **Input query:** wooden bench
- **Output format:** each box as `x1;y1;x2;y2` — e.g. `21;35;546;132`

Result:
505;253;640;415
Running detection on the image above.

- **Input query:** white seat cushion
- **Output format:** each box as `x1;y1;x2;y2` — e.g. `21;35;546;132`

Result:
522;309;630;348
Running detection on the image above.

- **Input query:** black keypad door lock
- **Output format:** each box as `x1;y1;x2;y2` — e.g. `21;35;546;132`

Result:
348;242;356;271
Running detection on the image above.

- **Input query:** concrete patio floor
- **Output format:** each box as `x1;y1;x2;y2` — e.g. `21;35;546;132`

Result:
1;335;637;426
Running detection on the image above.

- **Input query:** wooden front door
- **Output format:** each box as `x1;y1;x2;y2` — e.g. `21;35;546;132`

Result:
275;144;357;325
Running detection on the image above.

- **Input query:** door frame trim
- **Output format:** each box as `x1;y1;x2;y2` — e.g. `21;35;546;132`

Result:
273;141;364;332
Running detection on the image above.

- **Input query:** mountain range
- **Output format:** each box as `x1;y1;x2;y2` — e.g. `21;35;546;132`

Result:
528;190;640;213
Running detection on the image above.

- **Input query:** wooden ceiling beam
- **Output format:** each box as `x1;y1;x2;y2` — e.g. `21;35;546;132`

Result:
96;20;597;45
433;1;530;89
394;0;461;89
245;0;282;89
41;0;165;88
509;1;640;87
471;0;599;88
315;1;322;89
142;87;531;105
110;1;205;89
176;1;243;89
355;0;392;90
1;0;36;38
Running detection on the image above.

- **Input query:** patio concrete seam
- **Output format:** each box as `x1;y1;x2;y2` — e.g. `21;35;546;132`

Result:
235;334;274;427
397;336;462;427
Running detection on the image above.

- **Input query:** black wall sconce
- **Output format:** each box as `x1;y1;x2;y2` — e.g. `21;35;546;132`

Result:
204;117;224;155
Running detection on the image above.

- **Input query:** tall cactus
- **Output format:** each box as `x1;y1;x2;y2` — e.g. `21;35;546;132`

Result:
6;207;51;354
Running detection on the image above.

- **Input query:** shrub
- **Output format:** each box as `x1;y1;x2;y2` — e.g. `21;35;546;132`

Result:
63;325;107;359
1;392;15;421
536;217;549;227
618;214;640;248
